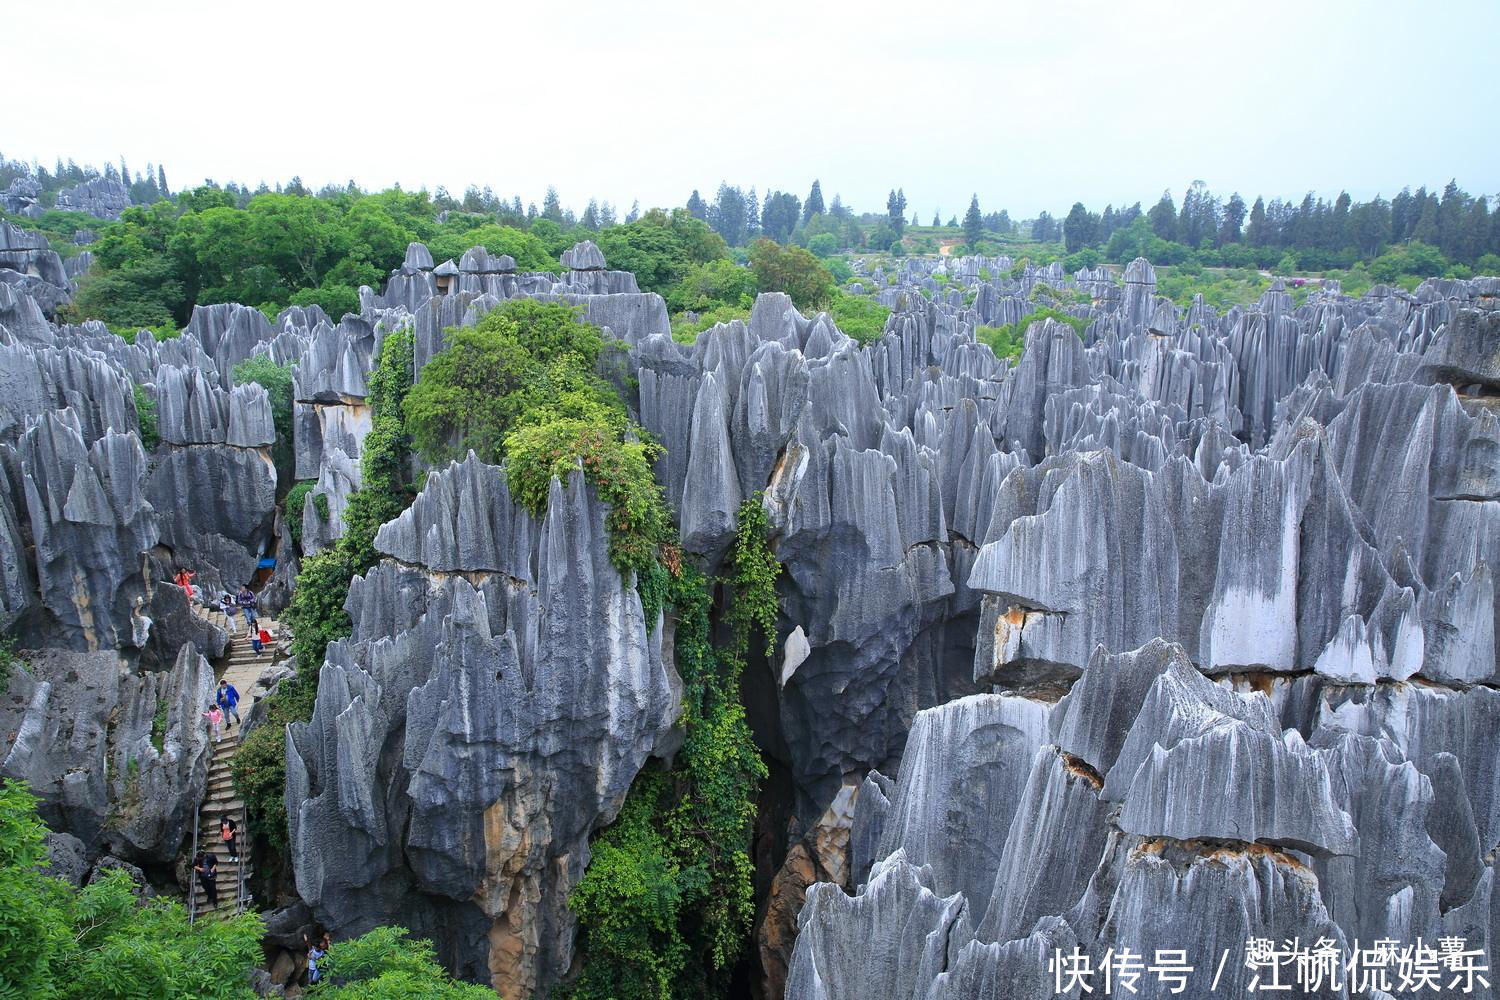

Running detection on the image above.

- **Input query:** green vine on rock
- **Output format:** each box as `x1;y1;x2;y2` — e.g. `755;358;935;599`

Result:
563;496;779;999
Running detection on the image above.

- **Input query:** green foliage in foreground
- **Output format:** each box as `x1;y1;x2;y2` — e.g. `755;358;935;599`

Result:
0;779;264;1000
829;290;891;345
309;925;493;999
976;306;1089;362
236;327;416;860
563;497;774;999
132;383;158;451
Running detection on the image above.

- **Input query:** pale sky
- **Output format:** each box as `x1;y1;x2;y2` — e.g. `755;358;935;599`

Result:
7;0;1497;219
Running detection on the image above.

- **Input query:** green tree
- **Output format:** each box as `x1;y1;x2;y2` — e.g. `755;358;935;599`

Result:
1147;189;1177;241
0;779;264;1000
803;180;825;222
748;238;834;311
310;926;493;999
962;195;984;249
405;301;608;466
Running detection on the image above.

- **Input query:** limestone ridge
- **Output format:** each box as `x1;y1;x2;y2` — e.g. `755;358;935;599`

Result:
776;259;1500;999
4;203;1500;999
287;456;679;997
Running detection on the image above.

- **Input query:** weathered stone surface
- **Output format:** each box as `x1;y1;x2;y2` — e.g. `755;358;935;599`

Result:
287;461;678;996
1;643;214;862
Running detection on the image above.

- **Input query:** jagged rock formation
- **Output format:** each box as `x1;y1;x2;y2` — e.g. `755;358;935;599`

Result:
285;455;679;996
53;175;132;220
5;210;1500;1000
779;260;1500;1000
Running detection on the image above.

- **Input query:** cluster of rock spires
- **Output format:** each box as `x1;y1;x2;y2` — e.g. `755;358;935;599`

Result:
4;204;1500;999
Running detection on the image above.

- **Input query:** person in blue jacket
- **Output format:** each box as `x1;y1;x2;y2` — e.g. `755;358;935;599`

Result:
217;679;241;729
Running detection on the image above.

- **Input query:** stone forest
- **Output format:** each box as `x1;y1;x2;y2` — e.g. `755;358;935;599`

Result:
2;152;1500;1000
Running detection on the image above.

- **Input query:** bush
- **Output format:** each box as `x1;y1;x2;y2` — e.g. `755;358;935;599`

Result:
748;238;834;311
1477;253;1500;276
0;779;264;999
806;233;839;258
405;301;608;466
311;926;493;998
829;291;890;345
132;383;158;451
284;481;316;544
505;420;669;578
670;305;752;345
1369;241;1448;283
825;257;853;284
664;258;755;314
564;499;772;998
977;306;1087;363
1063;248;1101;271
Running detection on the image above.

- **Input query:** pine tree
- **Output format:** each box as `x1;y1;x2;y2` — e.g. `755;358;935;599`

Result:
746;189;759;234
963;195;983;248
542;187;563;223
932;210;941;227
1246;196;1269;246
804;180;824;222
686;189;707;220
581;199;600;230
1148;190;1177;241
625;200;640;224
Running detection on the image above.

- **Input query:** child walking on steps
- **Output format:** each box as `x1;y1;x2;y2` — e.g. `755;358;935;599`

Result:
203;703;223;742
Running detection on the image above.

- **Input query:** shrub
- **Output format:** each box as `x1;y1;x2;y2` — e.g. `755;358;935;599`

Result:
664;258;755;314
748;238;834;311
670;305;752;345
564;498;773;998
284;481;316;544
829;291;890;345
1477;253;1500;276
0;779;264;999
505;420;669;578
977;306;1087;363
806;233;839;258
132;383;158;451
405;301;607;466
312;925;493;998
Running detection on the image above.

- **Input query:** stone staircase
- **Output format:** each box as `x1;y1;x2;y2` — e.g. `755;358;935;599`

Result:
189;605;287;918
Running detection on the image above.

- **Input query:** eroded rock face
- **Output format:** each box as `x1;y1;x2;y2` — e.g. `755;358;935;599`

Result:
287;457;679;996
1;643;215;863
783;263;1500;1000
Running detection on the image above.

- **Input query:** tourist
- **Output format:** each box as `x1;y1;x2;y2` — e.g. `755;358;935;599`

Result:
253;625;273;656
220;814;239;863
203;702;223;742
237;584;258;629
174;567;196;606
219;591;238;632
193;850;218;908
305;931;331;984
217;679;241;728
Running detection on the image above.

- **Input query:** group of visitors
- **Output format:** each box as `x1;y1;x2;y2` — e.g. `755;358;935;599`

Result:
220;585;274;653
189;816;241;908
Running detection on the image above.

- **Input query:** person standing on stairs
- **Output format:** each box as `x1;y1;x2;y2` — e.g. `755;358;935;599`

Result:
237;584;258;632
193;850;218;908
204;703;224;742
219;591;238;633
252;624;272;656
221;815;240;863
217;679;241;729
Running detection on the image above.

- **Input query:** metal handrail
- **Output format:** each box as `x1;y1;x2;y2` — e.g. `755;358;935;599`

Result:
188;798;200;926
